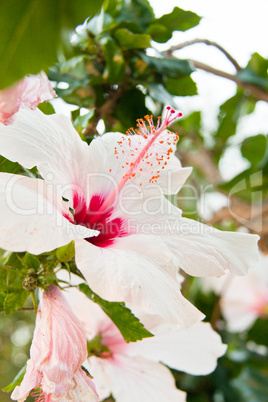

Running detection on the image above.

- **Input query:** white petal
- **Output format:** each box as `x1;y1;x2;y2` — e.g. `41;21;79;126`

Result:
88;355;186;402
75;237;203;327
87;132;192;200
0;109;91;197
0;173;97;254
126;321;227;375
163;217;259;276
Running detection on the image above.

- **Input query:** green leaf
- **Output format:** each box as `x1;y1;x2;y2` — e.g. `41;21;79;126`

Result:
117;0;155;30
38;101;55;115
140;53;194;77
56;242;75;263
237;52;268;89
100;36;126;83
165;76;198;96
0;0;105;89
247;318;268;347
150;7;201;42
114;28;151;49
215;91;256;148
113;88;151;130
78;283;153;342
3;289;30;315
179;111;202;137
2;365;27;392
237;69;268;89
241;134;267;167
247;53;268;78
0;155;22;174
23;253;40;270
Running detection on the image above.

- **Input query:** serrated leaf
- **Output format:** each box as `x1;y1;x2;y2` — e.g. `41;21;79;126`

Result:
0;0;105;89
78;283;153;342
114;28;151;49
0;155;22;174
2;365;27;392
241;134;267;167
56;242;75;263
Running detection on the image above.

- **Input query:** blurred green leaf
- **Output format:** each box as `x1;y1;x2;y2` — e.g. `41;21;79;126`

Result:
140;53;194;77
150;7;201;43
23;253;40;270
117;0;154;30
3;290;29;315
247;318;268;347
178;111;202;137
165;76;198;96
113;88;151;130
0;0;105;89
114;28;151;49
215;91;256;149
56;242;75;263
100;36;126;83
241;134;267;167
2;365;26;393
78;283;153;342
237;53;268;89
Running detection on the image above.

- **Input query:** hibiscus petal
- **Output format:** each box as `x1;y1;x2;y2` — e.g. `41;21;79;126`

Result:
11;360;40;402
163;217;259;276
88;355;186;402
0;173;97;254
0;109;91;199
75;237;203;327
126;321;227;375
0;72;55;125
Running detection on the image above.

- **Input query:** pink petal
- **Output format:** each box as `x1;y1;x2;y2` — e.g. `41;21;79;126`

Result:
0;72;55;125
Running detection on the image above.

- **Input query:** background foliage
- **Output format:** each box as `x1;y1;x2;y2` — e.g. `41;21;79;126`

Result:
0;0;267;401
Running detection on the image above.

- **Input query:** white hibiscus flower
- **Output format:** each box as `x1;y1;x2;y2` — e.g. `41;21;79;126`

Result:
0;106;259;325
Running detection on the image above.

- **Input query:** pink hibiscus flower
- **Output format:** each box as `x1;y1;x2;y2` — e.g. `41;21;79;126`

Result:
11;285;98;402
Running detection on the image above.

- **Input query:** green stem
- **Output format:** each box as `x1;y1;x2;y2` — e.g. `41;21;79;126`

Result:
30;291;38;314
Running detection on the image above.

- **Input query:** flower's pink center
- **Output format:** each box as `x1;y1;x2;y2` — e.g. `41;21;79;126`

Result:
71;193;126;247
66;107;182;248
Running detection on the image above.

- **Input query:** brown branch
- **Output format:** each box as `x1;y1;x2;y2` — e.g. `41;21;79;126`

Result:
188;59;268;103
83;82;128;137
166;39;242;72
